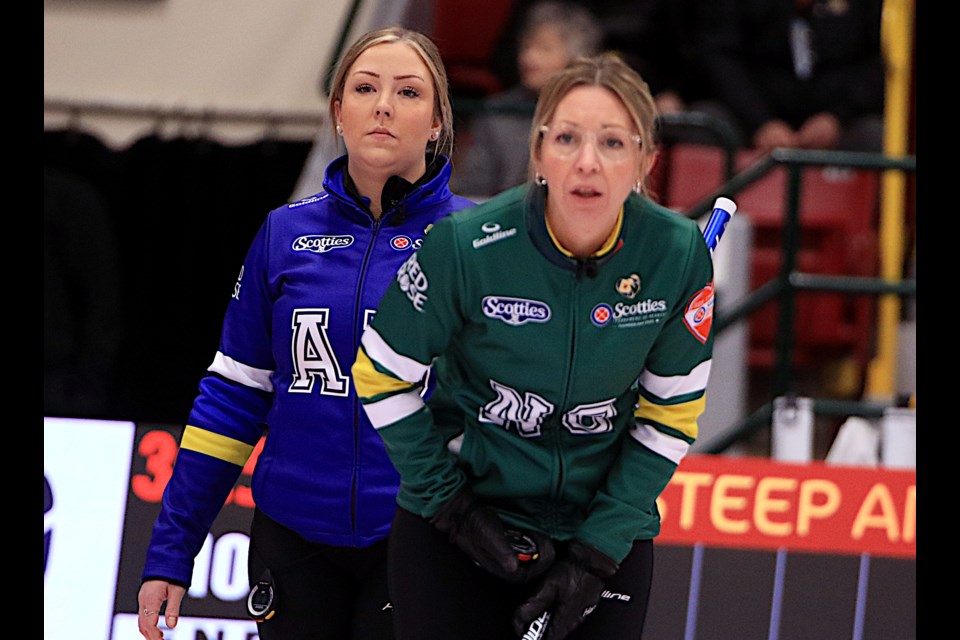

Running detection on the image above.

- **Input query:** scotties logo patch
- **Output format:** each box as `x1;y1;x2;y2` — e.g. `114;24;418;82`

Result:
683;282;715;343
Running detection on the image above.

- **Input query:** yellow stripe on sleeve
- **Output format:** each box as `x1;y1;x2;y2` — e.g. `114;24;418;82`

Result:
352;347;420;399
180;426;255;467
633;395;706;440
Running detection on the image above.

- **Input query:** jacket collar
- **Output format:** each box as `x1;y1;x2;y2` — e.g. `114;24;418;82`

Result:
322;154;455;223
523;184;629;279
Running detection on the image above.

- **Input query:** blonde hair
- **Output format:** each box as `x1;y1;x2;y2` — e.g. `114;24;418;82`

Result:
529;52;659;194
328;27;455;160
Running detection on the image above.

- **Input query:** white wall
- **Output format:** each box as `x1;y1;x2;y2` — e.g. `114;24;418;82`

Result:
43;0;407;146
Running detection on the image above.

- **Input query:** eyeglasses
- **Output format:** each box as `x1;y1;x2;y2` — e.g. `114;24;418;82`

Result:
540;124;642;162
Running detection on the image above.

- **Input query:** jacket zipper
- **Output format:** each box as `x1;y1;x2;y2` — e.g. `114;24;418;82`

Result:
350;210;383;539
555;270;585;499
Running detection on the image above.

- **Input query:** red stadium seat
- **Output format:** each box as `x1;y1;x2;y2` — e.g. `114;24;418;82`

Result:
660;144;880;370
428;0;515;97
660;143;727;212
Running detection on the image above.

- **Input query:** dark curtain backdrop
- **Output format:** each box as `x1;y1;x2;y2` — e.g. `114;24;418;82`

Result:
44;129;313;425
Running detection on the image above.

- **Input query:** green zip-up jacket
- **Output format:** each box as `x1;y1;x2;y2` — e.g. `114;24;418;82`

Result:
353;183;715;563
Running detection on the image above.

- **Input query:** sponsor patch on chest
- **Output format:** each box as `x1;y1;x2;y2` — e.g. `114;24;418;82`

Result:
482;296;551;326
472;222;518;249
291;234;354;253
591;298;668;328
390;234;424;251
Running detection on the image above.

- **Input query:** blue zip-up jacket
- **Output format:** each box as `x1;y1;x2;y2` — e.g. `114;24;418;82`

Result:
142;154;474;586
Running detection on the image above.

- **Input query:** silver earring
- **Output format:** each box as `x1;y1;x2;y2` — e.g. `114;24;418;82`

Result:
430;130;440;141
633;179;643;195
535;173;547;186
336;123;343;136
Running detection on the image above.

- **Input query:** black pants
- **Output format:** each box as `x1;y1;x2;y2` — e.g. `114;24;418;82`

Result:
388;507;654;640
247;507;394;640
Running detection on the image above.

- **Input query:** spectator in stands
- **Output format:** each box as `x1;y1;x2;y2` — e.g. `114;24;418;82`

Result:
696;0;885;154
492;1;711;113
620;0;710;118
452;1;603;198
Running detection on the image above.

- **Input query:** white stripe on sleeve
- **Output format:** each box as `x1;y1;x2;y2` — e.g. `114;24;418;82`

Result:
365;389;427;429
629;423;690;464
209;351;274;392
361;327;431;384
639;360;712;400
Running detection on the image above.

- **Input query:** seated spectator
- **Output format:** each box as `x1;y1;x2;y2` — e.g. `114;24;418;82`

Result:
486;0;721;150
452;1;602;198
596;0;710;119
695;0;885;154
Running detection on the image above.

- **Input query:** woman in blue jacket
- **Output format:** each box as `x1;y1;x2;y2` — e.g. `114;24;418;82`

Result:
136;27;473;640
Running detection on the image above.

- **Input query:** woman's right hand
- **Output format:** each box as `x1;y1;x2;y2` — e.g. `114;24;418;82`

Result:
137;579;185;640
431;487;555;583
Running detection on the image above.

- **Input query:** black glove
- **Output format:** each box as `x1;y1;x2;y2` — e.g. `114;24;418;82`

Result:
431;487;555;583
512;540;619;640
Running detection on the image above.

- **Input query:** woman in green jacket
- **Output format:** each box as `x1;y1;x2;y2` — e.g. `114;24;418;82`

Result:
354;52;715;640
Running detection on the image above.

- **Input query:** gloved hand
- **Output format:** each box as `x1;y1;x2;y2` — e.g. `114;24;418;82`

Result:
431;487;555;583
512;540;619;640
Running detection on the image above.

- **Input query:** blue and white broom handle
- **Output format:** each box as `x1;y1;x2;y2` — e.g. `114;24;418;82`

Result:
702;196;737;255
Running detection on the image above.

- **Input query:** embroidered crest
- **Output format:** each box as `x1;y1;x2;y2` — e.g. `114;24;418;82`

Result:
683;282;715;343
615;273;641;299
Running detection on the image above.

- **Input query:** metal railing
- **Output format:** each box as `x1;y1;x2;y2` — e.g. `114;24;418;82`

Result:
680;148;917;454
